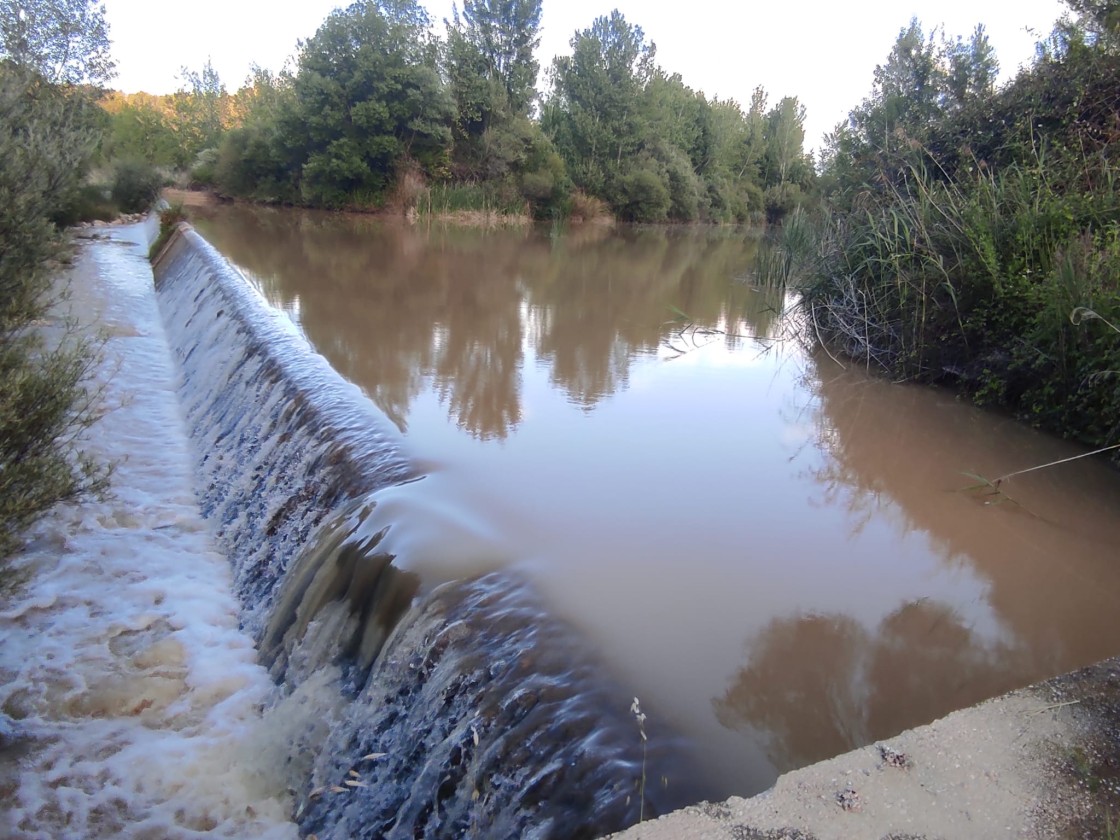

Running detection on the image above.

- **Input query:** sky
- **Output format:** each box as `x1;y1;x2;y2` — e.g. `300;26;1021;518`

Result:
102;0;1069;149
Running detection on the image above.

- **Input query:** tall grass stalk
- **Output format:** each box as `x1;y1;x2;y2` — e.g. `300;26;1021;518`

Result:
630;697;647;823
799;142;1120;455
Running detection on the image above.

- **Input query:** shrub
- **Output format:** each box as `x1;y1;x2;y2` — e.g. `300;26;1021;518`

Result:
615;167;670;223
189;148;219;187
568;190;611;224
110;157;164;214
659;149;704;222
149;203;187;260
0;67;110;559
763;182;803;225
50;183;117;227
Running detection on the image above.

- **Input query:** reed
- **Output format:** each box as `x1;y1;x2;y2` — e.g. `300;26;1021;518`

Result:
795;144;1120;454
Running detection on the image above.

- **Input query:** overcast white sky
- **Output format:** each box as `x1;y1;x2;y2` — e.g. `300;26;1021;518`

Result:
102;0;1068;149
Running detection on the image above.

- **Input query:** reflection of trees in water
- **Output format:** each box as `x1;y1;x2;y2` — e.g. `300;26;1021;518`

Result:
193;206;775;438
796;355;1120;674
741;354;1120;776
714;600;1027;774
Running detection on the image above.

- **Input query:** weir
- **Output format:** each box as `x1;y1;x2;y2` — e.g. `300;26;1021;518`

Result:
150;226;693;838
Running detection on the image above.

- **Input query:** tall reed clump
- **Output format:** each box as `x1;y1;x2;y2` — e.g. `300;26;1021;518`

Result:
753;206;821;290
800;147;1120;452
412;182;530;226
0;67;111;560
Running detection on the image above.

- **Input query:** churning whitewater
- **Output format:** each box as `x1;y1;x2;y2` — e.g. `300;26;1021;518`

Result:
150;225;691;838
2;217;686;840
0;220;298;839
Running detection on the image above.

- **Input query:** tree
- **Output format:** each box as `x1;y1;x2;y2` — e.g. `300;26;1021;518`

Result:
0;4;112;557
448;0;541;121
0;0;114;85
287;0;452;206
850;19;943;153
944;25;998;109
764;96;807;187
1062;0;1120;41
101;92;181;166
443;0;544;185
544;10;656;195
170;59;230;164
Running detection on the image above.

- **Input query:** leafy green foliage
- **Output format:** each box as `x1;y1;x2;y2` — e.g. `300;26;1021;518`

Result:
110;157;164;213
169;59;230;165
100;92;182;167
0;0;114;85
283;0;452;207
140;1;814;222
808;10;1120;454
542;10;812;222
0;24;111;557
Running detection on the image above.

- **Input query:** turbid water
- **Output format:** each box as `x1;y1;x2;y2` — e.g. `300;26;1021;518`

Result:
187;204;1120;813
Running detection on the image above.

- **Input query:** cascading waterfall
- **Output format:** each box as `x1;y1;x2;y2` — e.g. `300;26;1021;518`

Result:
151;227;696;839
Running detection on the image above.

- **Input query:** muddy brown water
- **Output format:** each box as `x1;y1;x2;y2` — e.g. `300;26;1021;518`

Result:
191;204;1120;802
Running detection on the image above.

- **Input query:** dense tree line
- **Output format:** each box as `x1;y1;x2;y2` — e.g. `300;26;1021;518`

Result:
103;0;814;223
800;0;1120;455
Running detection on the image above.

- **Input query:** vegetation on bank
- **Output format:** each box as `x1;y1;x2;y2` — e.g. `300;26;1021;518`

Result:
99;0;815;224
773;1;1120;456
0;0;115;557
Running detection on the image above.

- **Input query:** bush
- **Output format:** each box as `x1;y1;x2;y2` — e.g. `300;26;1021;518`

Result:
659;149;704;222
568;190;611;224
804;150;1120;451
189;148;219;187
763;182;803;225
110;157;164;214
149;203;187;260
50;183;117;227
615;167;670;223
0;67;110;559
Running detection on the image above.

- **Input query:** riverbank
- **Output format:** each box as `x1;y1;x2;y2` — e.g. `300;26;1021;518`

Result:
162;187;541;228
0;219;297;839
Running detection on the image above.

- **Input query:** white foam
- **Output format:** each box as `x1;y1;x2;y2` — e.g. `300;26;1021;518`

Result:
0;224;297;840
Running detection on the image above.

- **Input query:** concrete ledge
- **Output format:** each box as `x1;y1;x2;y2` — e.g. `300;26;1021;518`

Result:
609;658;1120;839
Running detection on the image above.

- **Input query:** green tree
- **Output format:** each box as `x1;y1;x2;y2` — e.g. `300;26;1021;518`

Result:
0;1;112;557
543;10;656;196
213;66;300;201
170;59;230;165
850;19;943;154
286;0;452;206
1062;0;1120;41
448;0;541;121
764;95;807;187
0;0;114;85
443;0;554;209
944;25;999;110
101;92;181;166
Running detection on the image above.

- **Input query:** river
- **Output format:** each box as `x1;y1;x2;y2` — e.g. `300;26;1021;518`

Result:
190;204;1120;807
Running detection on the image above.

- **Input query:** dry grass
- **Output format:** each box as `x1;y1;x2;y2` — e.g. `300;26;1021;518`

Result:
568;190;614;225
161;188;217;208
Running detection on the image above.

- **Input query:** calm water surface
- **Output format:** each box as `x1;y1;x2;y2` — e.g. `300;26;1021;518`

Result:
193;205;1120;801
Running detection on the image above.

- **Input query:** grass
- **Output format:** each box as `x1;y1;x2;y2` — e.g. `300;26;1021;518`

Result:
630;697;647;823
149;203;188;261
782;143;1120;459
413;183;530;225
